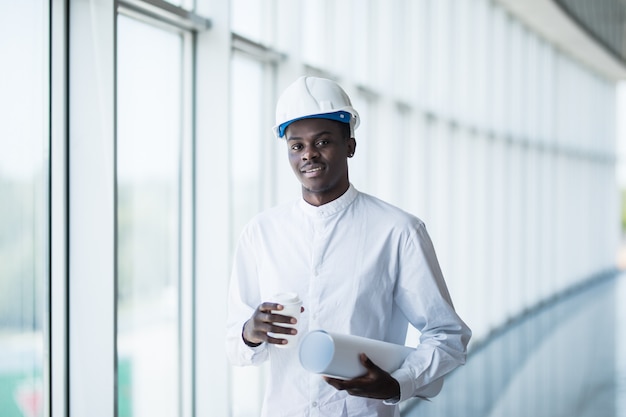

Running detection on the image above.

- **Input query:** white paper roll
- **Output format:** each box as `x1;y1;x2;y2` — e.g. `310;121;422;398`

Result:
298;330;415;380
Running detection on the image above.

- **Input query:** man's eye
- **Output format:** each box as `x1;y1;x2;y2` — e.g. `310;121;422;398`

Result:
291;144;302;151
316;140;329;146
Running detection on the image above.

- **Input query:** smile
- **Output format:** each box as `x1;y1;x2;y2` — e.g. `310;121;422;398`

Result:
303;166;324;174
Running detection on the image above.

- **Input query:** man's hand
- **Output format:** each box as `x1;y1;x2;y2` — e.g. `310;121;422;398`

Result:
324;353;401;400
242;302;302;347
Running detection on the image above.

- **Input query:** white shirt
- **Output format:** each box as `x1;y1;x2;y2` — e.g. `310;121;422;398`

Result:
226;185;471;417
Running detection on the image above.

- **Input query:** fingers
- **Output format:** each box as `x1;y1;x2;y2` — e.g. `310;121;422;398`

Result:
259;302;298;325
359;353;381;373
323;376;348;391
323;354;400;400
323;355;376;390
359;353;371;367
324;375;370;397
244;302;300;346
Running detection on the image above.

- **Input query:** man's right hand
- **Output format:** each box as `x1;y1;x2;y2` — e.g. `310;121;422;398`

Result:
242;302;300;347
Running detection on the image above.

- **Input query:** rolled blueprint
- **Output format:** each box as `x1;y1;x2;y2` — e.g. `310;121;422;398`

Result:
298;330;415;380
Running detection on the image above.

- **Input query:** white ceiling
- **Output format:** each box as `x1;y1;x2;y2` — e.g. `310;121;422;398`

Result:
495;0;626;80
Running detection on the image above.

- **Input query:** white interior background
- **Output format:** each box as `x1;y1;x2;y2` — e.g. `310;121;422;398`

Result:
0;1;622;417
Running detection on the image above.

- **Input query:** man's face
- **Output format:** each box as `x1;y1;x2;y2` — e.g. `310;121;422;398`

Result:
285;118;356;206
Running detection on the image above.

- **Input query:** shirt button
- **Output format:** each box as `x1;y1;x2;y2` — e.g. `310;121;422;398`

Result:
312;402;317;407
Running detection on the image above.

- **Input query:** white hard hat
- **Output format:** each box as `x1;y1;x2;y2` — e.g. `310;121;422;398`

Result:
273;76;360;138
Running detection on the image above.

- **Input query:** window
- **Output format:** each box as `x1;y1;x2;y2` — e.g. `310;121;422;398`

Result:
0;2;49;417
230;54;267;237
229;50;271;417
116;13;193;417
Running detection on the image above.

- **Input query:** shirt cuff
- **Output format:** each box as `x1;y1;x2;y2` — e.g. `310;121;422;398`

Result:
383;367;444;405
239;327;267;361
240;338;267;361
382;394;401;406
383;368;414;404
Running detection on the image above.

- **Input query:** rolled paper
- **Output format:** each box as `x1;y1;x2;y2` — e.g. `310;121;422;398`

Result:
298;330;415;380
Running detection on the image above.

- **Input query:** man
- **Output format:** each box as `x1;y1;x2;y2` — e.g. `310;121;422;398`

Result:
226;76;471;417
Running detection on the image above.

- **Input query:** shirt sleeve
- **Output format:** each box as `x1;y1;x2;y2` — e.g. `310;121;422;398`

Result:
225;224;270;366
392;222;472;402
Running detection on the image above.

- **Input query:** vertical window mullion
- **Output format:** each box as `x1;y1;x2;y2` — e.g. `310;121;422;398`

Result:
51;0;68;416
68;1;116;416
180;29;195;417
193;1;231;415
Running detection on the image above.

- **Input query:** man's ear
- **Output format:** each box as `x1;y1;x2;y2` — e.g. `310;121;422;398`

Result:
348;138;356;158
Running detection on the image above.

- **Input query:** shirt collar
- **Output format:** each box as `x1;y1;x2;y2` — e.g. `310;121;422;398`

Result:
298;184;358;218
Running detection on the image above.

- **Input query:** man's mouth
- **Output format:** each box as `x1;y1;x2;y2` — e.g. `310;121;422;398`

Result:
302;164;324;174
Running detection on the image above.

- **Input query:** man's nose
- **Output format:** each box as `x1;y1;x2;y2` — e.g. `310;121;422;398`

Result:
302;146;319;160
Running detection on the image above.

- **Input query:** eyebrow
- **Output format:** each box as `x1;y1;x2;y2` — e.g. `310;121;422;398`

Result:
286;130;333;142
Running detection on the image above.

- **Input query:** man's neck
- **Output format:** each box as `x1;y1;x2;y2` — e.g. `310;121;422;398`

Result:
301;184;350;207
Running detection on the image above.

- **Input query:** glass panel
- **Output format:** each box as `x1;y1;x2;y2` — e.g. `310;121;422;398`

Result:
232;0;264;41
230;54;265;238
0;2;49;417
301;0;327;68
352;0;371;84
229;52;266;417
116;15;183;417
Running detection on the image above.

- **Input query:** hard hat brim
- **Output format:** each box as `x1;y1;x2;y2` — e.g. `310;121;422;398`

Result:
275;111;353;138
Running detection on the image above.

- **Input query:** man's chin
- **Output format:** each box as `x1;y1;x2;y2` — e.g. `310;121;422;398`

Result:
301;181;329;194
302;184;326;194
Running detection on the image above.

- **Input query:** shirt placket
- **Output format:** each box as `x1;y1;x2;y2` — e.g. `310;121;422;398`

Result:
307;213;329;417
308;213;329;329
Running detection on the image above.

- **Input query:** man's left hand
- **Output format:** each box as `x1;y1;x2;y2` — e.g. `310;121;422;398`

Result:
323;353;401;400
